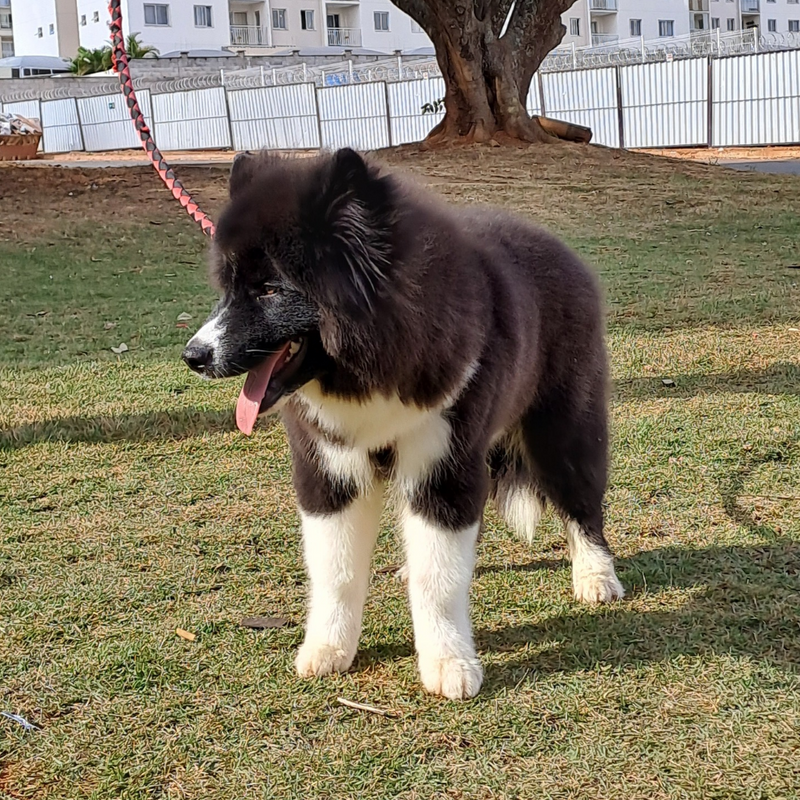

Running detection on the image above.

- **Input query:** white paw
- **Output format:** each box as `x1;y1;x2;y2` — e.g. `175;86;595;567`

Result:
419;655;483;700
295;642;354;678
572;569;625;604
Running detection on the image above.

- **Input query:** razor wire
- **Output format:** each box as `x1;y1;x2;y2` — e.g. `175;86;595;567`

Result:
2;27;796;105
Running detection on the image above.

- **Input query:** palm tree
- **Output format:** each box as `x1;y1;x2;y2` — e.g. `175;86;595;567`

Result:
68;34;157;76
126;33;159;59
68;46;112;76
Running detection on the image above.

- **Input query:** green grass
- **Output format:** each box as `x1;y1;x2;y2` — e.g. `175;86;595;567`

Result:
1;148;800;799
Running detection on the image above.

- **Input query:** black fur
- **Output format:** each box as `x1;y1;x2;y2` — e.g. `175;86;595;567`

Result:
185;148;614;554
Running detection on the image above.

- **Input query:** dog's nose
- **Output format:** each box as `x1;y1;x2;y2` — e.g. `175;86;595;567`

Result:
183;343;213;373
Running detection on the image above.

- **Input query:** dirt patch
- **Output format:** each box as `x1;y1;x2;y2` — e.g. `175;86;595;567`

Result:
0;142;785;245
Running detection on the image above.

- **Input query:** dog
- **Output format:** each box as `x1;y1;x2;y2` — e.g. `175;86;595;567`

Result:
182;148;624;700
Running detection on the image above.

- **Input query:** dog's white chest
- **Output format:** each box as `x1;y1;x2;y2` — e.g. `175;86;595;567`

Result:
296;383;453;489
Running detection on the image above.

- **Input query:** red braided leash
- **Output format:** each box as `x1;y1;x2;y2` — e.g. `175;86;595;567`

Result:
108;0;216;237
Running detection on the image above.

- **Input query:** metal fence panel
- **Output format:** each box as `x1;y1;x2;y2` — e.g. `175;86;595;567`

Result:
386;77;445;145
526;75;543;116
542;68;619;147
622;59;708;148
317;82;390;150
227;83;319;150
41;98;84;153
152;87;232;151
77;91;152;152
712;51;800;146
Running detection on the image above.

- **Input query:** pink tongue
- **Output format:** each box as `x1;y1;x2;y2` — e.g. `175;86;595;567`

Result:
235;344;291;435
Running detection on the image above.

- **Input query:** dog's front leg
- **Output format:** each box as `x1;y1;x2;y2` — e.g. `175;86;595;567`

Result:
291;438;383;678
397;433;488;700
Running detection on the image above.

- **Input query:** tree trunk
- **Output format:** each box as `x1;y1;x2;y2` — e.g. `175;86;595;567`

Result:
391;0;576;145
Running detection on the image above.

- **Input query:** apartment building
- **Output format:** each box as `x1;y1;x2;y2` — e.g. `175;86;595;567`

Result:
227;1;430;52
1;0;13;57
560;0;800;47
11;0;430;58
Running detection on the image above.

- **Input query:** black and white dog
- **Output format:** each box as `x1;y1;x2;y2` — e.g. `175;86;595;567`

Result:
182;148;624;699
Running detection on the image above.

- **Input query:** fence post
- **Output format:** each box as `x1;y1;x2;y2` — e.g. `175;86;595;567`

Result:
707;56;714;148
74;97;86;153
383;80;393;147
348;60;354;83
260;66;265;87
571;42;576;69
615;65;625;149
222;86;236;151
537;72;546;117
303;62;307;82
754;26;759;52
312;84;324;150
640;35;645;63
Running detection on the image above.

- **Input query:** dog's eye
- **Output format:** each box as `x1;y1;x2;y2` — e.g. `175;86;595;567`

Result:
259;285;281;299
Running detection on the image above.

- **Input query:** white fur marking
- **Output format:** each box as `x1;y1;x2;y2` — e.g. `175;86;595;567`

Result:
297;383;433;450
315;438;374;494
402;510;482;700
496;485;544;544
188;309;226;352
565;520;624;604
295;485;384;678
394;412;452;494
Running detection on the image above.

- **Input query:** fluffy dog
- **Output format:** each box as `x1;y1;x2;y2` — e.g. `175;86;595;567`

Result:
182;148;624;699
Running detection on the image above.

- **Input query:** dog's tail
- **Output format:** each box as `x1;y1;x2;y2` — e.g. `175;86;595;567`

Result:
488;427;546;544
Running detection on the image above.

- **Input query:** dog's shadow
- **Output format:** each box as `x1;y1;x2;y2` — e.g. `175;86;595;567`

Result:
360;456;800;693
359;539;800;693
477;537;800;693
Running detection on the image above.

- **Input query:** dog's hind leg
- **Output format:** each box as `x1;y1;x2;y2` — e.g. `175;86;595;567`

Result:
520;398;624;604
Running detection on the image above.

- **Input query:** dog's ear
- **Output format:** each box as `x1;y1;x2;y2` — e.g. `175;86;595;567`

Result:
302;148;394;314
229;151;258;198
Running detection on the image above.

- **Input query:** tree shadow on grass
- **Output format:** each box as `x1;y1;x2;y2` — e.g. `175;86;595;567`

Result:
0;408;278;450
614;362;800;402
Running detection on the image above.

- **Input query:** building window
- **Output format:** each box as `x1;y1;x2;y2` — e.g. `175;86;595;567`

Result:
49;22;54;33
374;11;389;31
300;9;314;30
711;17;720;28
658;19;674;37
93;10;99;21
766;0;775;3
767;18;777;30
144;3;169;25
569;17;580;36
790;0;799;5
410;20;423;33
36;25;42;36
272;8;286;28
726;17;735;30
80;14;86;24
194;5;212;27
791;19;800;31
629;18;641;36
1;40;13;57
0;9;11;27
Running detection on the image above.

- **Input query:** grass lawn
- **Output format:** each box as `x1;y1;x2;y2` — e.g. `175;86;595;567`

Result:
1;145;799;799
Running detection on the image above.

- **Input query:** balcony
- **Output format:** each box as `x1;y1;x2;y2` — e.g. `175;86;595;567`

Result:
230;25;267;46
327;27;361;47
0;9;11;29
592;33;619;45
589;0;617;12
741;0;759;11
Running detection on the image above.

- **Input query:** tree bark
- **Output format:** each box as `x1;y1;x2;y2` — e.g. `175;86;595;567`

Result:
391;0;576;145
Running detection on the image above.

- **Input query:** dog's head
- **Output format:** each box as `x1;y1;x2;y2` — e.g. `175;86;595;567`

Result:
182;148;397;433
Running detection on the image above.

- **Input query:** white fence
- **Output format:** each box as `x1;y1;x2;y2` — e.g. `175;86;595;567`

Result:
4;49;800;155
